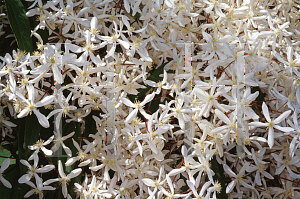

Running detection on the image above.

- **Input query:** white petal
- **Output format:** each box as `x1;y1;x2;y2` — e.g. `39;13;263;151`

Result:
117;39;130;49
262;171;274;179
37;165;55;173
1;158;10;171
240;180;253;189
268;127;274;149
215;109;232;124
17;109;29;118
187;180;198;196
65;157;78;167
223;164;237;177
41;147;53;156
68;168;82;179
274;125;294;132
255;171;262;186
275;165;285;175
43;178;60;185
33;109;50;128
274;110;291;124
149;140;158;154
52;65;64;84
141;93;155;106
90;17;98;30
68;44;84;53
141;178;155;187
62;182;68;198
0;176;11;188
262;102;271;122
226;180;236;193
121;98;135;107
62;144;72;157
124;0;130;13
125;108;138;123
58;160;66;178
248;122;268;127
18;174;32;184
35;95;55;107
24;190;35;198
168;167;185;176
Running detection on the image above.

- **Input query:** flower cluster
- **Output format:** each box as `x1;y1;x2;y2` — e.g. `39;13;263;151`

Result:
0;0;300;198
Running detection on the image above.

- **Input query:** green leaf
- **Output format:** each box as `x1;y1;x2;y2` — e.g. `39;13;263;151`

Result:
0;149;16;165
84;111;97;137
6;0;33;53
211;156;228;199
23;114;42;150
16;114;42;173
0;164;30;199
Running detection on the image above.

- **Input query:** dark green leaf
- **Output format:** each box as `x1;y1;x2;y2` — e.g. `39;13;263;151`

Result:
211;156;228;199
6;0;33;52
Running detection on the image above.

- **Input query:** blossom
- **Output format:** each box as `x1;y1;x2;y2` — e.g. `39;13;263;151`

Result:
249;102;293;148
18;154;55;184
121;92;155;122
15;84;55;128
24;176;55;199
44;160;82;198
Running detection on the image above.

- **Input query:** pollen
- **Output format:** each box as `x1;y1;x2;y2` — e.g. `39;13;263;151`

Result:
214;181;222;193
134;101;142;109
268;120;274;127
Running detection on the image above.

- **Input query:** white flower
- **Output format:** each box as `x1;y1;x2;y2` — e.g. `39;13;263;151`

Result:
121;92;155;123
28;136;54;159
16;84;55;128
18;154;55;184
44;160;82;198
24;176;55;199
271;153;300;178
249;102;293;148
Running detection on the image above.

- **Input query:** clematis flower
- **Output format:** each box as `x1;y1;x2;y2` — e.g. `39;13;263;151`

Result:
249;102;293;148
121;92;155;122
19;154;55;184
43;160;82;198
16;84;55;128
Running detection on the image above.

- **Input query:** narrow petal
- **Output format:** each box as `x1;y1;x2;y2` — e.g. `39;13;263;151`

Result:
215;109;231;124
149;140;158;154
41;147;53;156
141;93;155;106
1;158;10;171
35;95;55;107
141;178;155;187
223;164;237;177
68;168;82;179
274;110;291;124
268;127;274;149
58;160;66;178
168;167;185;176
37;165;55;173
226;180;236;193
125;108;138;123
262;102;271;122
275;165;285;175
121;98;135;107
0;176;12;188
33;109;50;128
274;125;294;132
